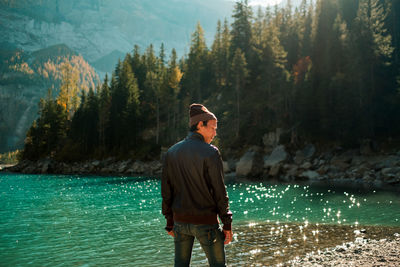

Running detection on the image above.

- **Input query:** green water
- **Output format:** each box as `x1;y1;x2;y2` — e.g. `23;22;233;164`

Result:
1;173;399;266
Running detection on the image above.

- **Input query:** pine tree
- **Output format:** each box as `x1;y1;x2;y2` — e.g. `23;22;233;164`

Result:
231;48;249;138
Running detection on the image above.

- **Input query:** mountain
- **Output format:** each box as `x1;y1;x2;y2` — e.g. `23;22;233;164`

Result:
0;0;234;153
0;44;99;153
0;0;234;73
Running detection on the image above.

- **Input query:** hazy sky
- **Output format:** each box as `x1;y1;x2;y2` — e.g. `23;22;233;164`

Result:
248;0;283;6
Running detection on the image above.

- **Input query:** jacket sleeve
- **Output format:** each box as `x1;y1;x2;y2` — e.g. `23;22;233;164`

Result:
207;148;232;230
161;154;174;231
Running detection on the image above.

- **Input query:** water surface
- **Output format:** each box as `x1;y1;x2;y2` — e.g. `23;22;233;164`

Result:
1;173;399;266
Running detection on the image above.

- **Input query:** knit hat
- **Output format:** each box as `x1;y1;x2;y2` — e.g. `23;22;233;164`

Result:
189;103;217;127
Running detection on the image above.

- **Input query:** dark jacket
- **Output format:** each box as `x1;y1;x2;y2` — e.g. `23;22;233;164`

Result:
161;132;232;230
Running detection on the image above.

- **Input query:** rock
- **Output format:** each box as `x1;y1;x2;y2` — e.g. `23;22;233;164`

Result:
360;139;375;155
294;150;305;165
236;147;263;178
117;160;131;173
317;165;329;175
223;161;230;173
92;160;101;167
228;160;236;172
385;177;400;185
376;156;400;169
303;144;316;158
41;159;52;173
149;161;162;175
300;162;312;170
300;170;320;180
264;145;287;168
262;128;282;148
224;172;236;183
269;164;281;177
236;151;255;177
335;245;347;252
381;167;400;176
286;165;299;177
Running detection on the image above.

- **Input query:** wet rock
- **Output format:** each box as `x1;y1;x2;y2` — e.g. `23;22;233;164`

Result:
224;172;236;183
92;160;101;167
286;164;299;177
148;161;162;175
236;147;263;178
268;164;281;177
236;150;255;177
300;170;320;180
264;145;287;168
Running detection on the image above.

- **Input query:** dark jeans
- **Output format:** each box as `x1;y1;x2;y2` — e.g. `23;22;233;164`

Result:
173;222;226;267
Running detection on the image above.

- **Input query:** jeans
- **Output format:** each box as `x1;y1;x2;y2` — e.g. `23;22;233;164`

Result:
173;222;226;267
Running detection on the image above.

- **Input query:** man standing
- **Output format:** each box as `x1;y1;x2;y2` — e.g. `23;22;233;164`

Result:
161;103;233;267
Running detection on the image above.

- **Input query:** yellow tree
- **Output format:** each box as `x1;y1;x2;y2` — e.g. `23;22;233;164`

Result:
57;60;80;119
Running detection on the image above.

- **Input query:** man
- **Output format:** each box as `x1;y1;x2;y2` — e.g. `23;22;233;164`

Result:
161;103;233;267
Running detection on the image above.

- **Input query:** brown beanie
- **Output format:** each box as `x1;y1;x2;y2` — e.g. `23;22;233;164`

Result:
189;103;217;127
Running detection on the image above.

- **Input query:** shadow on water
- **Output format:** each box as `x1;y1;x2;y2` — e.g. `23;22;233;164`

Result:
219;221;400;266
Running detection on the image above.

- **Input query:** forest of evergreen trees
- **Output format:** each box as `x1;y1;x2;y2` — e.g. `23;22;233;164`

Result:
21;0;400;161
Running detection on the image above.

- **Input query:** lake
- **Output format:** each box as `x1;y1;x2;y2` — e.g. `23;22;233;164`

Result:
1;173;399;266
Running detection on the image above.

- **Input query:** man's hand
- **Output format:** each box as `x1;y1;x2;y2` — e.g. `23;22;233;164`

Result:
167;230;174;238
223;230;232;245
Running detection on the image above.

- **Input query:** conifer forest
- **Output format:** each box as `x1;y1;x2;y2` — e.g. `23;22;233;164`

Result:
22;0;400;161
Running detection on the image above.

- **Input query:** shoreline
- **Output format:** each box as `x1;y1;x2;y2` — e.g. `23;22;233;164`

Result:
2;147;400;192
287;234;400;267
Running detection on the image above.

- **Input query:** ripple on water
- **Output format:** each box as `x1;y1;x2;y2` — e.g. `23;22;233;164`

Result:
1;174;400;266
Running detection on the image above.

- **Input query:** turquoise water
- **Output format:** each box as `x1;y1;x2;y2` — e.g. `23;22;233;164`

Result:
1;173;399;266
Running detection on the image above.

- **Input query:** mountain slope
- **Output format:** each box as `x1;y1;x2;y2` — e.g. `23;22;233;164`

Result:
0;44;99;152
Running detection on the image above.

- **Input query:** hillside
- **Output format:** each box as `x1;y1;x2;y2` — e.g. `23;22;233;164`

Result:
0;0;234;152
0;0;234;73
0;44;99;152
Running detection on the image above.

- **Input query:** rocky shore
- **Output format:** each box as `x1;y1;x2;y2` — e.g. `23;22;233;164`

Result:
287;233;400;267
2;134;400;190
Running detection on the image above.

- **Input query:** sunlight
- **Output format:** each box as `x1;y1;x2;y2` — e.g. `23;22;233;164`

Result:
249;0;283;7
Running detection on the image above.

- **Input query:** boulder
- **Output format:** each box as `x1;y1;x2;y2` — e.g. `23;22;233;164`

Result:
149;161;162;175
294;144;316;165
92;160;101;167
294;150;305;165
236;146;263;178
236;151;254;177
268;164;281;177
222;161;230;173
286;164;299;177
264;145;287;168
224;172;236;183
300;162;312;170
41;159;52;173
300;170;320;180
131;161;146;174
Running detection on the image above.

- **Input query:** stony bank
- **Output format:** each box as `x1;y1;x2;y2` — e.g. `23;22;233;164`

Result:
2;138;400;191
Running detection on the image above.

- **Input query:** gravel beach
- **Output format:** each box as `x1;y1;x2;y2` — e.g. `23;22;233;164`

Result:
287;234;400;267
